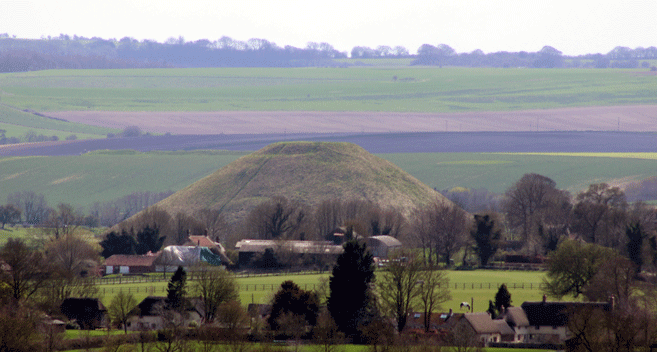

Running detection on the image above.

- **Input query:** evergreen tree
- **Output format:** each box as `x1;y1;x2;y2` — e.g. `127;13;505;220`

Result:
135;224;166;255
626;222;644;274
268;280;319;332
327;240;375;339
99;230;136;258
471;214;501;266
494;283;512;313
167;266;187;310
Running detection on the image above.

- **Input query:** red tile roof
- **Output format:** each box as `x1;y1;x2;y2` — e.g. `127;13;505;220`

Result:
105;253;160;267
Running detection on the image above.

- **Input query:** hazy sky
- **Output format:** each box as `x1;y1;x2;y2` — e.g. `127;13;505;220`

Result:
2;0;655;56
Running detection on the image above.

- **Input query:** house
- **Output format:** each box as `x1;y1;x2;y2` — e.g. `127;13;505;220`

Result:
126;296;202;331
519;297;612;344
404;309;457;333
451;313;516;346
60;298;108;330
105;252;160;275
495;306;530;343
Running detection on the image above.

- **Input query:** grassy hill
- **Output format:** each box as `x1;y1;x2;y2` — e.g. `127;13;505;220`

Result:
154;142;447;224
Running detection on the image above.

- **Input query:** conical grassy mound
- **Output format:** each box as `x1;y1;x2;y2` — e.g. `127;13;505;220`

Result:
156;142;448;223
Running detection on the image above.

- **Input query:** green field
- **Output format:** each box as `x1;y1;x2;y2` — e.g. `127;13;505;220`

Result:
0;150;248;207
97;270;546;315
1;151;656;208
1;67;655;114
0;104;114;138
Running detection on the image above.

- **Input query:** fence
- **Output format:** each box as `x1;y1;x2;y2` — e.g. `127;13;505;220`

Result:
95;269;325;286
99;281;546;296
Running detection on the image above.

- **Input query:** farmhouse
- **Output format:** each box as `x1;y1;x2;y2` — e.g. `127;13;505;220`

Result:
126;296;202;331
105;252;160;275
518;298;613;344
60;298;108;330
452;313;516;345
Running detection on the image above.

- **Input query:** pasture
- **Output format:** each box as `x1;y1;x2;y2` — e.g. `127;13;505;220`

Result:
96;270;547;315
1;67;655;114
1;151;657;208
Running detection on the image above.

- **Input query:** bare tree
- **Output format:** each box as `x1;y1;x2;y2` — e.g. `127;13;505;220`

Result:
196;208;228;242
418;265;451;333
0;238;49;301
377;251;424;332
246;196;306;240
314;199;345;240
192;263;239;324
503;173;571;251
108;291;138;334
40;203;84;239
7;190;49;224
572;183;627;249
412;200;468;266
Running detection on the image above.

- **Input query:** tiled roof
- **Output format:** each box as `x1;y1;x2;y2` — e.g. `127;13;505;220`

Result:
105;253;159;267
521;301;611;327
465;313;504;334
186;236;218;248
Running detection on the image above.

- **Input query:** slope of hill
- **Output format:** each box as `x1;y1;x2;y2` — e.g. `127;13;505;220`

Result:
155;141;447;224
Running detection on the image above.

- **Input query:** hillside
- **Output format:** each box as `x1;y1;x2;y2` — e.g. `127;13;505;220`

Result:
154;142;448;224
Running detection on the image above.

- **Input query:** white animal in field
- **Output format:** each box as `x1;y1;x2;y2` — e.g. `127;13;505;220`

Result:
460;302;471;310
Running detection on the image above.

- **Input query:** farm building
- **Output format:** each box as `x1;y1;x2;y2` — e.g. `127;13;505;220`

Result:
155;245;224;271
126;296;202;331
365;235;402;257
105;252;160;275
234;239;343;268
184;235;232;265
60;298;108;330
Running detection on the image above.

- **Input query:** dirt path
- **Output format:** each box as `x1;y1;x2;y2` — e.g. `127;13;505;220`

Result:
47;105;657;134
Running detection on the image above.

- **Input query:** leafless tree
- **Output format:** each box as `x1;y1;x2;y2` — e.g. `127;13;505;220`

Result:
246;196;306;240
40;203;84;239
314;199;345;240
0;238;49;302
173;212;204;245
7;190;49;224
196;208;228;243
412;200;468;266
503;174;572;252
108;291;138;334
377;251;424;332
572;183;627;249
418;265;451;333
192;263;239;324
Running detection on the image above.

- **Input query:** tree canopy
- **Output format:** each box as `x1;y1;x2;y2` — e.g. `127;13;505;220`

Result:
327;240;375;338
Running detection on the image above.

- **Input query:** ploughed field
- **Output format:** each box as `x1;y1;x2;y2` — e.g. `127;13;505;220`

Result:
1;67;657;140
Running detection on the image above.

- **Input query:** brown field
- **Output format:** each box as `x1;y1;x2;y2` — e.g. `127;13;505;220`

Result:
48;105;657;134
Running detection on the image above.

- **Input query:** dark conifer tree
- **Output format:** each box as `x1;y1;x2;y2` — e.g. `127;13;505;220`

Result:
166;266;187;310
327;240;375;339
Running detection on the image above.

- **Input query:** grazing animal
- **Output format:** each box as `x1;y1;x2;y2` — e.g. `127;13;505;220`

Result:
460;302;470;310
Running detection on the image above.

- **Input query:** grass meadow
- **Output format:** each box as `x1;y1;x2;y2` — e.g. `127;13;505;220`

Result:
96;270;546;316
1;151;656;208
1;67;655;114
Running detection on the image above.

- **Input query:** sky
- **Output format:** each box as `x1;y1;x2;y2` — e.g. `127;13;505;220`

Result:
2;0;655;56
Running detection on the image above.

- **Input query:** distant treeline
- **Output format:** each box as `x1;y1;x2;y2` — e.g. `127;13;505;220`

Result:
1;33;656;72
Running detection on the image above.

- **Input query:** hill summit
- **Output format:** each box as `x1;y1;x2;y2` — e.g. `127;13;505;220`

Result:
156;142;448;224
